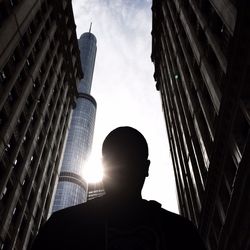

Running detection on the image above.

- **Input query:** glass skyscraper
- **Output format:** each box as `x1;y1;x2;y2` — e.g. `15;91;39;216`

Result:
52;32;97;212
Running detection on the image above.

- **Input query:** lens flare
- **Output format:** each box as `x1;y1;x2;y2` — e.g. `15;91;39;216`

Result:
82;155;103;183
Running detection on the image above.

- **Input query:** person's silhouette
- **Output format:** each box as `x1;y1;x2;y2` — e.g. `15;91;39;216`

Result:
31;126;206;249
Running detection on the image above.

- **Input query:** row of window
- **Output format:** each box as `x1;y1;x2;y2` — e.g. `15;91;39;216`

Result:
210;102;250;247
0;1;82;249
162;2;211;171
158;50;203;224
0;41;70;249
0;85;71;250
162;0;234;227
155;1;228;223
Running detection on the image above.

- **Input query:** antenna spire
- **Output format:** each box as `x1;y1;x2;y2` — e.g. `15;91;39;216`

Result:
89;22;92;33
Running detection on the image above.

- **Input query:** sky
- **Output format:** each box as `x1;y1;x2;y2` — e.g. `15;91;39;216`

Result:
72;0;178;213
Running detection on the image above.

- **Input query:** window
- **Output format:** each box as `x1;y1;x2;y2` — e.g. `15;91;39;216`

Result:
0;2;8;24
41;1;48;13
232;107;250;156
17;70;27;86
206;45;224;86
0;108;8;128
0;71;7;86
219;175;231;213
13;45;22;64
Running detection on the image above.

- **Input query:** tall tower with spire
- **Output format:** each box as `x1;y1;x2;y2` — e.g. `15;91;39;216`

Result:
52;30;97;212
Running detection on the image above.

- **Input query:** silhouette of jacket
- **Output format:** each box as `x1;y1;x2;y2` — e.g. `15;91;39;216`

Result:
31;196;206;250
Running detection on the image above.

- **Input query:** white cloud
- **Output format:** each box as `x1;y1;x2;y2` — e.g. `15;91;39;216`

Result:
72;0;178;213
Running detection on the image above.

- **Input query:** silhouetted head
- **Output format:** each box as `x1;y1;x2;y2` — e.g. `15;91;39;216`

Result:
102;127;150;200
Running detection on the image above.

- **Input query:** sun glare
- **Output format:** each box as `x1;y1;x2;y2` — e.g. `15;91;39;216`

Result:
82;155;104;183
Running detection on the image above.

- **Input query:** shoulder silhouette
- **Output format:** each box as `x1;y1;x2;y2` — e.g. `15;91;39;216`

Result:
31;126;206;250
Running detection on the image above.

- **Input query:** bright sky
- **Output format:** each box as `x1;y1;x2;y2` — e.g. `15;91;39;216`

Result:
72;0;178;213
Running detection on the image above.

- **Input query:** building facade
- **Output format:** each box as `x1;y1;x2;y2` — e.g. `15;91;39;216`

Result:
52;32;98;212
151;0;250;249
87;182;105;201
0;1;82;249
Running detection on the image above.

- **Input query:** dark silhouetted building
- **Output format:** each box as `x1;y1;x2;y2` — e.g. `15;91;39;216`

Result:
0;1;82;249
151;0;250;249
52;31;98;212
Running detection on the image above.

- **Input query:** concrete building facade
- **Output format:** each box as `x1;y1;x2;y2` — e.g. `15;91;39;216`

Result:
151;0;250;249
0;1;82;249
